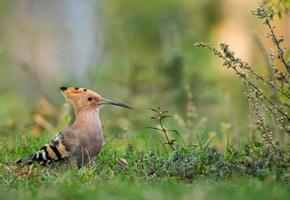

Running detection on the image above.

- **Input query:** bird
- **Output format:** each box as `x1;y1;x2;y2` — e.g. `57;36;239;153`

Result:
17;86;132;167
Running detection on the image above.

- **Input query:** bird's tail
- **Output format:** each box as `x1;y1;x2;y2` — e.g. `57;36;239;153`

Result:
16;154;35;166
15;146;55;175
17;143;65;167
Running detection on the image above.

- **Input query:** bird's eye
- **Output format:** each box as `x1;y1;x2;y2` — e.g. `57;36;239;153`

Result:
88;97;93;101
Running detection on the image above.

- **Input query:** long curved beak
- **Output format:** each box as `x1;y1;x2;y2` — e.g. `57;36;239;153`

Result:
100;98;133;109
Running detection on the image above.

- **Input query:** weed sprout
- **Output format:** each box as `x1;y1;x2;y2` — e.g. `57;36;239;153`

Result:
147;107;180;151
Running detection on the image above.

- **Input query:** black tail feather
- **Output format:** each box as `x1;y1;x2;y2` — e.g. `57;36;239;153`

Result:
16;154;35;165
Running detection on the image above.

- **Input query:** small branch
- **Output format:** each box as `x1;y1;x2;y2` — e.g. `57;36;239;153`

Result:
265;19;290;73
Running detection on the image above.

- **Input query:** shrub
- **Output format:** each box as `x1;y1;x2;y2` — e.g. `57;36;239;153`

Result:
194;4;289;154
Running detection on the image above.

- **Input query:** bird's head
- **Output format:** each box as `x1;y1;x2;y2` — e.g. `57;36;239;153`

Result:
60;86;133;111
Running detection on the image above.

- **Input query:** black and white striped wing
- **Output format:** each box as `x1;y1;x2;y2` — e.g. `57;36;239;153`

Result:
18;130;78;165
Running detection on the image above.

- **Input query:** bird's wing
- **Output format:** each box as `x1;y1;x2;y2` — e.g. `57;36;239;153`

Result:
18;130;80;165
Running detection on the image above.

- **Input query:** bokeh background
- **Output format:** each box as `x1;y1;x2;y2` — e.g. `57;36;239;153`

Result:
0;0;289;150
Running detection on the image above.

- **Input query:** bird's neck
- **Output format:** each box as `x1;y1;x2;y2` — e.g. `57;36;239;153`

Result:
71;108;101;131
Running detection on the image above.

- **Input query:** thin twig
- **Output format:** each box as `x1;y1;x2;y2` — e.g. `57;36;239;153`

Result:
265;19;290;73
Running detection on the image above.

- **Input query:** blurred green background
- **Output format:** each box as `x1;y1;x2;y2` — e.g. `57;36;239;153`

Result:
0;0;289;150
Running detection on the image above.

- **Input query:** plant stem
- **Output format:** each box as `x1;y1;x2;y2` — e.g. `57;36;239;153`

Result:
159;118;175;151
265;19;290;73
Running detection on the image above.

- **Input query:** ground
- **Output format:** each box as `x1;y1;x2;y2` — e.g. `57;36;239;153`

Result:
0;135;289;200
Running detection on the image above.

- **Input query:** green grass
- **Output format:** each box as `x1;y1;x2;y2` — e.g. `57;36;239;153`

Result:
1;177;289;200
0;135;289;200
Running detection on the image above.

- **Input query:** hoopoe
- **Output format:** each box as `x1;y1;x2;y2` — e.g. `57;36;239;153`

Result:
18;86;132;167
